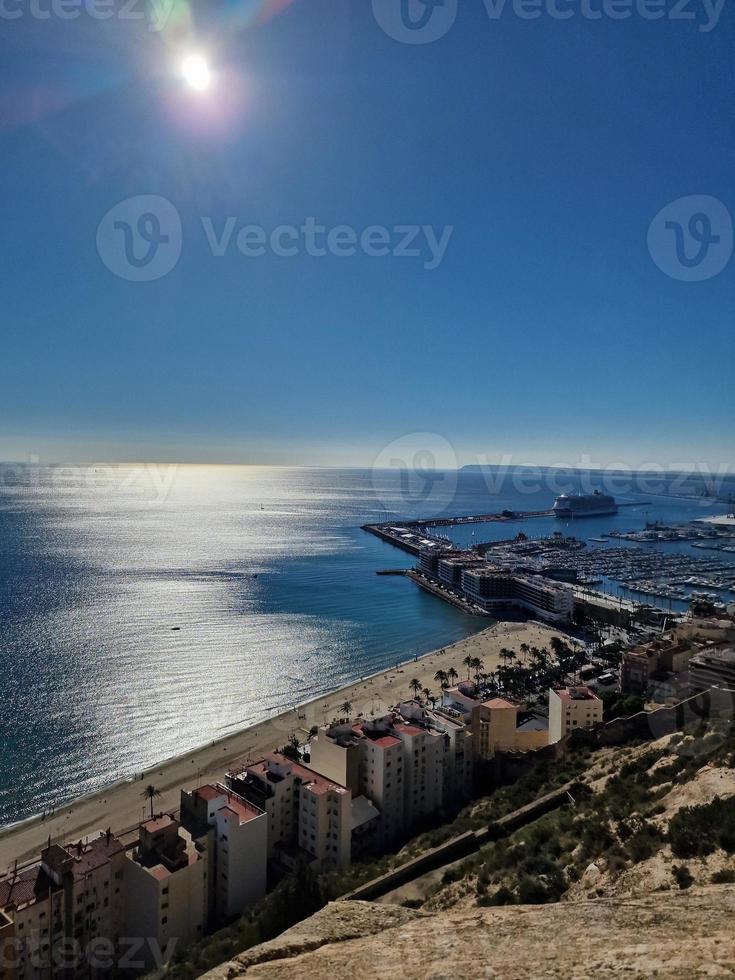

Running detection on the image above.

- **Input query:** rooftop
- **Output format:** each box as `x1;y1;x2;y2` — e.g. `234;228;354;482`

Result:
554;686;600;702
249;753;348;797
142;815;175;834
218;796;264;825
194;785;225;802
481;697;516;710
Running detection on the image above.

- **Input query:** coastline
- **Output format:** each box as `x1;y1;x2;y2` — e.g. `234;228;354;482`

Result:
0;620;569;875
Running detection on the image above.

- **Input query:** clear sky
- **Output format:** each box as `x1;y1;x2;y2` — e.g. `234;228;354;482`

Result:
0;0;733;470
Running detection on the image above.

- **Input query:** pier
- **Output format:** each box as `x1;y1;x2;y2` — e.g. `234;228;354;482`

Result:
362;508;557;557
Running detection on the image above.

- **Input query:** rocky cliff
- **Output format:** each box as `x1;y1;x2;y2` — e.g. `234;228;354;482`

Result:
203;888;735;979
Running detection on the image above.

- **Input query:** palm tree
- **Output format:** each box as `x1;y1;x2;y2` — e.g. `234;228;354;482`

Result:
142;785;161;821
409;677;422;698
422;687;432;704
447;667;459;687
434;669;448;689
471;657;485;685
340;700;353;717
519;642;530;665
463;654;473;680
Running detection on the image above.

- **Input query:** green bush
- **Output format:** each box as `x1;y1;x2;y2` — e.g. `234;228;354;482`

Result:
669;797;735;858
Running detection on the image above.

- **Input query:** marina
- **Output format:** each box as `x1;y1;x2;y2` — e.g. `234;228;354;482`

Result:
364;511;735;614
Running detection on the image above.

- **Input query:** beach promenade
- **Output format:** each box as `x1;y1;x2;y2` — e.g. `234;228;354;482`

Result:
0;621;567;875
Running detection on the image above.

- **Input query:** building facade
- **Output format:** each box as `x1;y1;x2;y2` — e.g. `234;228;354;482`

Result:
0;833;126;980
688;647;735;693
179;784;267;923
227;754;352;872
123;816;208;974
548;686;603;743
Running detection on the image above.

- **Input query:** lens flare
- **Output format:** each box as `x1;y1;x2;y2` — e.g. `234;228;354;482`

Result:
181;55;211;91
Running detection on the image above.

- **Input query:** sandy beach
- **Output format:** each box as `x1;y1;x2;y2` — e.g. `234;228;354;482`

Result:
0;620;569;875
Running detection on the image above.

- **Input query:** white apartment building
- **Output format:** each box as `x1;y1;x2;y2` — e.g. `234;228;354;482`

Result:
227;754;351;872
123;815;208;973
311;721;406;848
398;700;473;800
312;707;472;847
180;784;267;922
548;685;603;743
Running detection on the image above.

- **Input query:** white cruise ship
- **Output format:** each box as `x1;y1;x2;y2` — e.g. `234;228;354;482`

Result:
553;491;617;519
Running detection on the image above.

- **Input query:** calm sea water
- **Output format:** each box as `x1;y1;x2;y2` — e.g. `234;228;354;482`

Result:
0;465;731;826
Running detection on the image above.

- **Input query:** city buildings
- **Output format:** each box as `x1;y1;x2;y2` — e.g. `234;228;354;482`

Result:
310;705;473;848
438;683;549;760
461;568;574;622
226;754;352;872
620;637;698;695
0;832;126;980
548;686;603;743
417;549;573;624
688;647;735;693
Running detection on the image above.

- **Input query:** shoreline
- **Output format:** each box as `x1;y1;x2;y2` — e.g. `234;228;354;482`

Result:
0;619;571;875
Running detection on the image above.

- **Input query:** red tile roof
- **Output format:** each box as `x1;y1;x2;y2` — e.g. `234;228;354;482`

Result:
481;698;516;710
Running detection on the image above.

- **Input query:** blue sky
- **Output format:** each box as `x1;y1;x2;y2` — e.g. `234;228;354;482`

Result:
0;0;733;469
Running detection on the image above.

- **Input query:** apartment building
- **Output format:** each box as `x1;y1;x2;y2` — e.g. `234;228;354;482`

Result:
227;754;351;872
461;568;573;623
439;685;548;760
688;647;735;693
179;784;267;923
398;700;474;801
620;636;698;695
0;832;126;980
123;815;208;973
470;697;519;759
437;554;485;588
311;706;473;847
548;685;603;743
392;721;444;829
0;910;13;980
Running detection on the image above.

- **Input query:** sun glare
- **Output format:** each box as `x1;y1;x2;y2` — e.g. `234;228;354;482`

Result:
181;55;212;92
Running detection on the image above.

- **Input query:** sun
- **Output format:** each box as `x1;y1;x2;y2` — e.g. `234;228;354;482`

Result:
181;55;212;92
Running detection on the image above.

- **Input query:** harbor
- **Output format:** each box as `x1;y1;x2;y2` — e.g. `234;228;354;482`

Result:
364;502;735;616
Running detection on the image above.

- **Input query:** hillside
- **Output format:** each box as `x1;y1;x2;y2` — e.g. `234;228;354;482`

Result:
158;714;735;979
201;888;735;979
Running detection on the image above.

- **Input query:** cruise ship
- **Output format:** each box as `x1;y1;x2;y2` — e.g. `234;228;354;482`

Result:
553;491;617;519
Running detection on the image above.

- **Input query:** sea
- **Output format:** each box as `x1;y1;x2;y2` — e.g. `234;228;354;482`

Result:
0;463;733;827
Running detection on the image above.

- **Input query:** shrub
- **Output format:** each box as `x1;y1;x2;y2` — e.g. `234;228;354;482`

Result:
480;885;516;905
669;797;735;859
672;864;694;889
711;868;735;884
